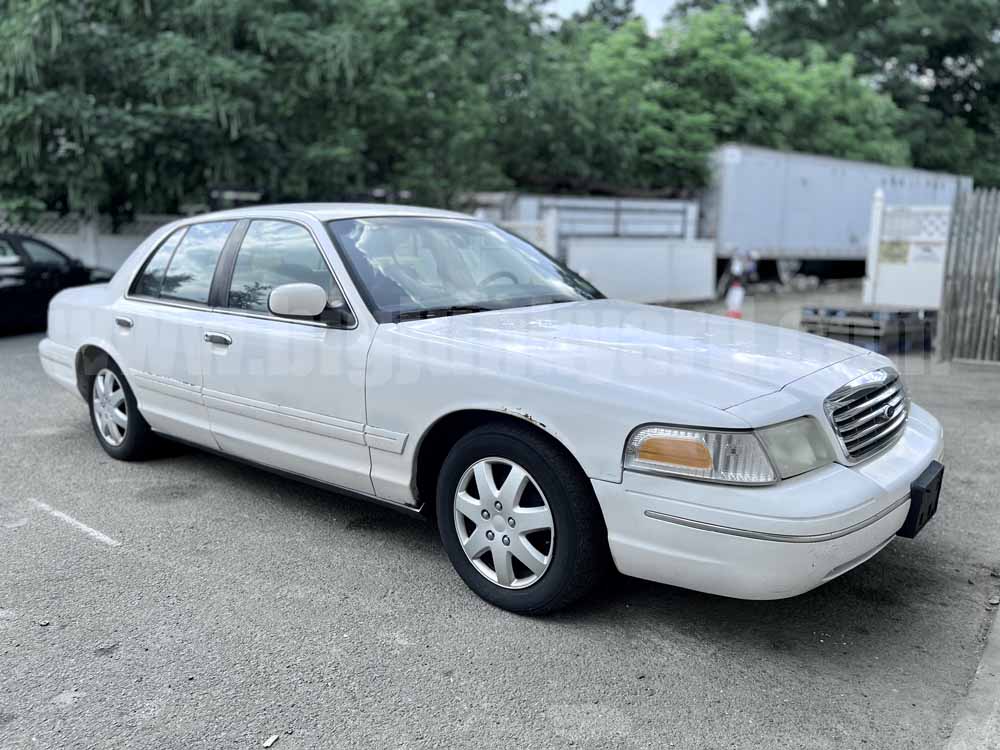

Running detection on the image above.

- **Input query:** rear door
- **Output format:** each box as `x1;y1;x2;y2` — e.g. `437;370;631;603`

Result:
113;220;238;448
200;218;375;494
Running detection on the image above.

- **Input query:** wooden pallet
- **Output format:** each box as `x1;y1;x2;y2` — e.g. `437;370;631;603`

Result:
800;305;937;354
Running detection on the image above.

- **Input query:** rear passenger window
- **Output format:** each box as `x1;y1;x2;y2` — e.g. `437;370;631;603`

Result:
159;221;235;304
132;228;186;297
227;220;338;313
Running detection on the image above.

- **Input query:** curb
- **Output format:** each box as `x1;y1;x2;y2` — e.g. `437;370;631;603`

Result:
946;604;1000;749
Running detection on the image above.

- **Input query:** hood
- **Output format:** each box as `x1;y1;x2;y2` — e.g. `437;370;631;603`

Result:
395;299;863;410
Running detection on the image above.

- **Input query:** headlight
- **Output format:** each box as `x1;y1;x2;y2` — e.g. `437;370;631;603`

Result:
624;426;777;485
756;417;835;479
624;418;835;485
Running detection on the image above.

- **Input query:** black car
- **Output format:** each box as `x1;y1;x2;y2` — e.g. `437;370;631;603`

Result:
0;233;112;332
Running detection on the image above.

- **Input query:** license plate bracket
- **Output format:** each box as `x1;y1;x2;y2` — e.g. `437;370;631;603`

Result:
897;460;944;538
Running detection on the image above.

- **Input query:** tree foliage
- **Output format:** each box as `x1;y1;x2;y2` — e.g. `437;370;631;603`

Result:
758;0;999;183
497;20;716;194
570;0;638;30
0;0;915;218
658;9;909;167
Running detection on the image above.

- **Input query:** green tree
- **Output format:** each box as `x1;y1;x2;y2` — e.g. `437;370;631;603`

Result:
0;0;534;217
655;8;909;166
338;0;533;206
0;0;282;222
669;0;761;18
497;19;715;194
571;0;638;30
0;0;917;217
758;0;1000;182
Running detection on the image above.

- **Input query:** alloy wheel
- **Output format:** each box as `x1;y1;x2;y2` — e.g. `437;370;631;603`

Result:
453;457;555;589
92;368;128;447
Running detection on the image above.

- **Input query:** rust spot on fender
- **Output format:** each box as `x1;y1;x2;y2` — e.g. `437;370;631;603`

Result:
499;407;547;430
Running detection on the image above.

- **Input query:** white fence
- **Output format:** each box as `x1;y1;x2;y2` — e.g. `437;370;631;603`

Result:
495;210;559;254
474;192;700;242
0;212;177;271
490;202;715;304
566;237;715;303
863;190;950;309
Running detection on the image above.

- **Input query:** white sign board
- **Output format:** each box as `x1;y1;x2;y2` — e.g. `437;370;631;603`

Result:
863;190;950;309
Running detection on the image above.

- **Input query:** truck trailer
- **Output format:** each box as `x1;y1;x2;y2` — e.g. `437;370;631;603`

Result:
701;144;972;278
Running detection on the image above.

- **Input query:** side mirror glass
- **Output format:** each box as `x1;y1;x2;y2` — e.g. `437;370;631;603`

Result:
268;283;329;319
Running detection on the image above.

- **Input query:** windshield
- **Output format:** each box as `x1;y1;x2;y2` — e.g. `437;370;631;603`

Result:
326;217;602;322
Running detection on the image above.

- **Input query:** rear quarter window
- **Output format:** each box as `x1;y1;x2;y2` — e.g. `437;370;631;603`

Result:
160;222;235;304
131;229;186;297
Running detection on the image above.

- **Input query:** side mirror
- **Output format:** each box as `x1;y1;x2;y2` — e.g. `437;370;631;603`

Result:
268;283;329;319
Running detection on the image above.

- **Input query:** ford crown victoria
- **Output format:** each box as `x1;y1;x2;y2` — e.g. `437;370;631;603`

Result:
38;204;945;613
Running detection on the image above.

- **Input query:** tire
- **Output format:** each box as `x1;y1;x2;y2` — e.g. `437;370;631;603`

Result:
436;421;608;614
87;357;156;460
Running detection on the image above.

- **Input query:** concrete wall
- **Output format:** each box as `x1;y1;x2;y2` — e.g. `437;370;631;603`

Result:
35;232;145;272
0;213;177;272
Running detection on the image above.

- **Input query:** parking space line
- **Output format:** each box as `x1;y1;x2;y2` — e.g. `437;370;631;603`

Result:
26;498;122;547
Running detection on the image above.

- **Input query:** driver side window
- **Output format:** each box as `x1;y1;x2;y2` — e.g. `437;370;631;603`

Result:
227;220;344;315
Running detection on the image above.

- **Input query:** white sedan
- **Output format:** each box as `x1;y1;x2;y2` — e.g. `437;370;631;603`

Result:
38;204;945;613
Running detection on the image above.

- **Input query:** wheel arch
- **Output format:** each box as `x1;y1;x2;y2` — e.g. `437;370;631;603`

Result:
412;408;594;513
74;342;119;400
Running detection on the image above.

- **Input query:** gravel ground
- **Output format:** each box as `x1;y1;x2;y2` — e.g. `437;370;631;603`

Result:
2;287;999;749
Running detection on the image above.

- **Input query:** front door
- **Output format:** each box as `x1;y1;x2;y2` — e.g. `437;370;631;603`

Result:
200;218;375;495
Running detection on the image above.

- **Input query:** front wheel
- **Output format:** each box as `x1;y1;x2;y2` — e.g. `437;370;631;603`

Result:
88;360;156;460
436;421;608;614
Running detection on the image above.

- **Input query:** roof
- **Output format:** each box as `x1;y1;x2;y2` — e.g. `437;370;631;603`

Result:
185;202;475;223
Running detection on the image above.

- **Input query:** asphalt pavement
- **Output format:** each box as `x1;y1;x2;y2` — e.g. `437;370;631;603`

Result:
2;289;999;749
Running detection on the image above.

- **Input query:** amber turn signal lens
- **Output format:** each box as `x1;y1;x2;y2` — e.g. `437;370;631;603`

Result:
636;437;713;470
625;426;777;484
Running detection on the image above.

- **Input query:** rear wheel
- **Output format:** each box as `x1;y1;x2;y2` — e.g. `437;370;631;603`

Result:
436;421;608;614
88;359;156;460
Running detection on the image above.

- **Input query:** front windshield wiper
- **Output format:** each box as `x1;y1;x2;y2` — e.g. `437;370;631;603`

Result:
395;305;493;321
393;297;583;322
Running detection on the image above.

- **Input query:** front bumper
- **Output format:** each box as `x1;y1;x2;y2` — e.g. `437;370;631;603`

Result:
592;403;944;599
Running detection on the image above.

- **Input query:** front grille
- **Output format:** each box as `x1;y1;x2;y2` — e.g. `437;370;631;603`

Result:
825;368;909;463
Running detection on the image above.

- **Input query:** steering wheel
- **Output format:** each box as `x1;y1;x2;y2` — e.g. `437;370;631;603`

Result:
479;270;518;287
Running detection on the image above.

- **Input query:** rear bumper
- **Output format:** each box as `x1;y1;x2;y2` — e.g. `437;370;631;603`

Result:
593;404;944;599
38;338;78;395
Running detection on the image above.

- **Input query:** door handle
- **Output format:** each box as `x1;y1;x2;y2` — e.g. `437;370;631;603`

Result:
115;316;134;329
204;332;232;346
